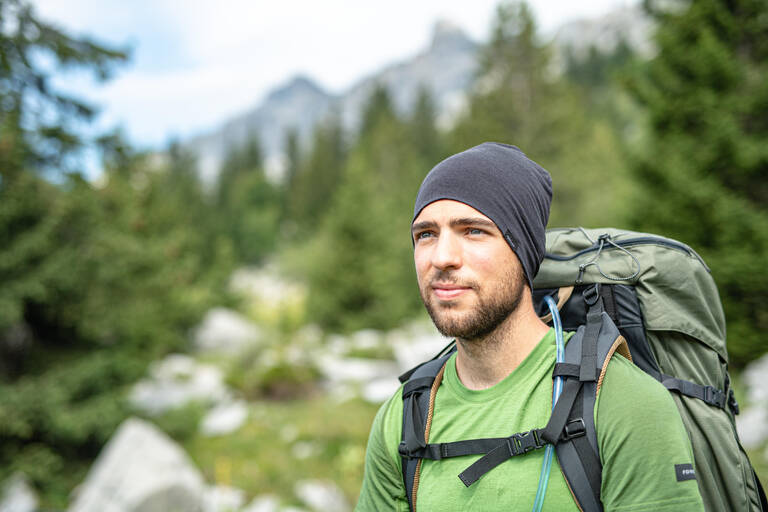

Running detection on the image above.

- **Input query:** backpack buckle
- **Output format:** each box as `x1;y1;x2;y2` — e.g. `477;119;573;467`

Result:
506;430;542;456
562;419;586;441
398;441;419;459
728;389;740;415
704;386;726;409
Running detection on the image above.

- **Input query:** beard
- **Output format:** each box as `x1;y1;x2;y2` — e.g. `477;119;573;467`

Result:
419;265;525;341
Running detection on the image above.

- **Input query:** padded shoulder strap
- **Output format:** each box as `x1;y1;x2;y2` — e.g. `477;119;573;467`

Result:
554;290;628;512
401;352;453;511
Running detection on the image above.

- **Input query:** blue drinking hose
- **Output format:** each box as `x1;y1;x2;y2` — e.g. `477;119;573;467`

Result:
532;295;566;512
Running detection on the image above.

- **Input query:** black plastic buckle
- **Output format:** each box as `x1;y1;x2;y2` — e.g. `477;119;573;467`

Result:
728;389;740;415
705;386;726;409
507;431;541;457
583;284;601;306
398;442;419;459
562;419;586;441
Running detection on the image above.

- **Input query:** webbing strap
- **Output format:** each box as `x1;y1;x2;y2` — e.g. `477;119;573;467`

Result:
660;375;728;410
403;392;428;454
457;430;547;487
581;286;603;382
541;378;583;444
399;437;509;460
403;377;435;397
554;363;599;380
569;391;602;501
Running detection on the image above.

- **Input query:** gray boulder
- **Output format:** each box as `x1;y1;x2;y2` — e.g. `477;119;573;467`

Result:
736;353;768;449
69;417;205;512
0;473;37;512
202;485;245;512
193;307;261;355
294;480;349;512
130;354;228;416
200;400;249;437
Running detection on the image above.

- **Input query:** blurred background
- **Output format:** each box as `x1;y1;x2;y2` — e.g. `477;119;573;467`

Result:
1;0;766;510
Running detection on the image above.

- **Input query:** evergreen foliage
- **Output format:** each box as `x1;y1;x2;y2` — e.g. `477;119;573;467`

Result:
627;0;768;365
283;115;347;235
0;2;231;504
215;135;281;264
303;86;428;331
449;2;633;228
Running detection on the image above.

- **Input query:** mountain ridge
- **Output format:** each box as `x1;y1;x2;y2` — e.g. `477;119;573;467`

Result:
186;5;650;184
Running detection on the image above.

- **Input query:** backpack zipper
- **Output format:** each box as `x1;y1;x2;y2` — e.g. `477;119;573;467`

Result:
544;235;710;272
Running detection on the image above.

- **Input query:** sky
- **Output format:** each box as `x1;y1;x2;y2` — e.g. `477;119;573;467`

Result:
32;0;635;151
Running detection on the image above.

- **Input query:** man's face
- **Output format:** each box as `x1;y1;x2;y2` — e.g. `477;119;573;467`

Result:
411;199;526;340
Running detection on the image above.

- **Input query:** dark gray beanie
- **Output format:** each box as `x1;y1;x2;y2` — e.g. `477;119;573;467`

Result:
412;142;552;291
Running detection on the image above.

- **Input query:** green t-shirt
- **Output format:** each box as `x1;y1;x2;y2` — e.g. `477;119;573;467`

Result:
356;329;704;511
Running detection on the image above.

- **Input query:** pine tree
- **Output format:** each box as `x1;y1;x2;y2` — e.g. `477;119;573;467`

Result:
284;115;346;234
449;1;633;227
304;86;425;331
627;0;768;365
215;134;281;264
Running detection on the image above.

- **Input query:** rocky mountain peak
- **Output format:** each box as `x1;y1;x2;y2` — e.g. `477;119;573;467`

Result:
265;74;329;104
429;19;475;53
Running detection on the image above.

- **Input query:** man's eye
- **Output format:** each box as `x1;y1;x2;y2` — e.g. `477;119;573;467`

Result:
415;231;434;241
468;228;485;235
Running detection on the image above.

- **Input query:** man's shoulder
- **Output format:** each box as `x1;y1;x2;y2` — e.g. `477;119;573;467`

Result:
595;351;689;444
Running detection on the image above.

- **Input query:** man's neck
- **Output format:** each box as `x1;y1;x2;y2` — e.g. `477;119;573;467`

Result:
454;296;550;391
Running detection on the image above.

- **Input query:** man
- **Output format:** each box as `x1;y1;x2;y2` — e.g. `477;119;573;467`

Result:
356;143;704;511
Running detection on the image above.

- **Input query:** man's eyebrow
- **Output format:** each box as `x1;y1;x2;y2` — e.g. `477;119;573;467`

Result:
411;217;496;233
411;220;438;233
449;217;497;229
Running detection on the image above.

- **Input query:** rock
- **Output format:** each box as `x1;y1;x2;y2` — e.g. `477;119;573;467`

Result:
743;352;768;405
362;377;400;404
229;267;305;307
203;485;246;512
388;322;449;373
200;400;249;437
0;472;38;512
350;330;382;350
193;307;261;355
317;356;398;384
69;417;205;512
130;354;228;415
294;480;349;512
736;404;768;449
736;353;768;449
242;495;280;512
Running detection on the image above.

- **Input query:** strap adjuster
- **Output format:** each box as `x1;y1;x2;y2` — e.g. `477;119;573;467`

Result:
562;419;586;441
704;386;726;408
399;441;419;459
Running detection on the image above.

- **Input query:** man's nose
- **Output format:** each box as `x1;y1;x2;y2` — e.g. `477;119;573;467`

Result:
431;232;462;270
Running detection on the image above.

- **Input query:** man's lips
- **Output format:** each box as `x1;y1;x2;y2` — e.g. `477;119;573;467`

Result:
431;283;472;300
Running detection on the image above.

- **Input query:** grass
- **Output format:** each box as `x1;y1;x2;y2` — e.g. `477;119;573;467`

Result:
182;394;380;507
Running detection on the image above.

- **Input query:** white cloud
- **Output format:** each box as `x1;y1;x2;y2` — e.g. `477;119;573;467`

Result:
30;0;634;149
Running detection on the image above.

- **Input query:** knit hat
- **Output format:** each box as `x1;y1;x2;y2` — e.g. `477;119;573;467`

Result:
413;142;553;291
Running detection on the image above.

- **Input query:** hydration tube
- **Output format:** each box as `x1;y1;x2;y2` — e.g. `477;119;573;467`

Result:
532;294;566;512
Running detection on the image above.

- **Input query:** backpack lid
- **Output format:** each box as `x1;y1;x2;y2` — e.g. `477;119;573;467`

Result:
532;227;727;361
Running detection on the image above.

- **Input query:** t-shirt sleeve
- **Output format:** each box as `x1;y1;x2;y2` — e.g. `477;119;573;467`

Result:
595;354;705;512
355;389;409;512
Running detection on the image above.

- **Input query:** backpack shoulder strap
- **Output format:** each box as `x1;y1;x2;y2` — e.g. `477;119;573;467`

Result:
546;286;631;512
400;350;454;511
